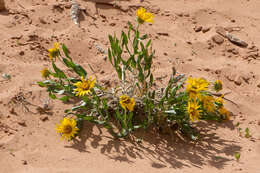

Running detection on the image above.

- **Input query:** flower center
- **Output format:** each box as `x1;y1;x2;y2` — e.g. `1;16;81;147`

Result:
63;125;72;134
123;98;131;104
82;82;90;90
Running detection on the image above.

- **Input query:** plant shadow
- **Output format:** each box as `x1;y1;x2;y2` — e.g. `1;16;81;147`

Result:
67;120;241;169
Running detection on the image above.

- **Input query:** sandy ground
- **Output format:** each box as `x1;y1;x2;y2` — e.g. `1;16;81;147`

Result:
0;0;260;172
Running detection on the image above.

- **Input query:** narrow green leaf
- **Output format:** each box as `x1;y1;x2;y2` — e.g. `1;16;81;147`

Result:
146;39;152;48
109;35;114;48
108;48;113;65
52;62;66;78
64;109;71;113
59;96;69;102
116;66;122;80
139;34;148;40
74;64;87;78
37;81;46;87
63;58;75;68
62;44;72;60
123;32;128;45
149;74;154;86
130;55;136;69
49;93;57;99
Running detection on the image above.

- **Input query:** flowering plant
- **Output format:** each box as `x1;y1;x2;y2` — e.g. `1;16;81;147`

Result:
38;8;230;141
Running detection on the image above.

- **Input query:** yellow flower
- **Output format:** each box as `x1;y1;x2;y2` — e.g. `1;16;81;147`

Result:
40;67;50;79
201;95;215;112
120;95;135;112
187;100;202;122
214;80;223;92
48;42;60;60
218;106;230;120
136;7;154;24
74;76;95;97
56;117;79;141
186;77;209;99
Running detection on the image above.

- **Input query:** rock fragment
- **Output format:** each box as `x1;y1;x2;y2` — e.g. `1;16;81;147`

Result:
202;27;210;33
22;160;28;165
39;17;47;24
234;76;242;86
18;120;26;127
226;33;248;48
194;26;202;32
212;35;224;45
40;115;49;122
157;32;169;36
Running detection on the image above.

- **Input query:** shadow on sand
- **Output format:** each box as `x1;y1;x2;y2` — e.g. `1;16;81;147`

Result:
66;119;241;169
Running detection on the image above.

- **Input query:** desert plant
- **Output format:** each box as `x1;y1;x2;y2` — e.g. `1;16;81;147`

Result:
38;7;230;141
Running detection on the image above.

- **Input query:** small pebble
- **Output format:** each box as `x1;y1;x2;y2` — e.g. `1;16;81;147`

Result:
22;160;28;165
40;115;49;122
194;26;202;32
202;27;210;33
19;51;25;56
18;120;26;127
212;35;224;44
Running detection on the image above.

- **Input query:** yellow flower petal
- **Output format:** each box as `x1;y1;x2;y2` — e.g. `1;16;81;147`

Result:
187;100;202;122
73;76;95;97
120;95;135;112
56;117;79;141
136;7;154;24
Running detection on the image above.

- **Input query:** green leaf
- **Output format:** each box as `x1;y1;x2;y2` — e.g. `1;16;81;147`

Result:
74;64;87;77
130;55;136;69
108;48;113;65
146;39;152;48
37;81;46;87
133;37;138;53
139;34;148;40
245;128;250;138
128;21;133;30
63;58;75;68
234;152;240;161
149;74;153;86
116;66;122;80
52;62;67;78
62;44;72;60
59;96;69;102
140;42;145;54
136;30;140;39
109;35;114;49
137;63;144;82
64;109;71;113
82;116;94;121
49;93;57;99
121;31;128;47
